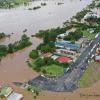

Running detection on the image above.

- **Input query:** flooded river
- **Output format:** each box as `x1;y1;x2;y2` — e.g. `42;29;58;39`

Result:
0;0;92;86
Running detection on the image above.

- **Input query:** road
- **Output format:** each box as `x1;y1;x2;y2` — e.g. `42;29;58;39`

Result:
25;34;100;92
56;33;100;91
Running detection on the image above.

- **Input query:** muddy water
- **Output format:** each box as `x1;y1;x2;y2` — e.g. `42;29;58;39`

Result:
0;0;92;87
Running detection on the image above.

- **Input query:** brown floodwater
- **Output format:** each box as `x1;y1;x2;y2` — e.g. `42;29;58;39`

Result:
0;0;93;99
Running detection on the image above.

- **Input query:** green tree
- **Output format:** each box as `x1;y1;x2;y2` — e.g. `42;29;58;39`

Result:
0;45;8;57
29;50;39;59
43;57;54;65
35;58;45;67
8;43;14;53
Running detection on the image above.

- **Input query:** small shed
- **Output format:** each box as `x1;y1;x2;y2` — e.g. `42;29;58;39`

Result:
42;52;53;58
51;55;59;60
95;55;100;62
7;92;23;100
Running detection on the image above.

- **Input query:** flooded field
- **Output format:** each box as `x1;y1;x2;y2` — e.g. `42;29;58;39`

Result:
0;0;93;98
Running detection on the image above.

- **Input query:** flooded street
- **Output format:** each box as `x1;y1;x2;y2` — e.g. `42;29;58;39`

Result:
0;0;92;88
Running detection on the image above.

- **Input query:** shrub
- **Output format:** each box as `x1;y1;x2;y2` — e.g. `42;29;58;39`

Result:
29;50;39;59
34;58;45;67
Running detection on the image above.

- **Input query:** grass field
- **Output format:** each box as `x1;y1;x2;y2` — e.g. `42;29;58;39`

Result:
29;60;64;76
79;62;100;88
41;64;64;76
79;66;93;88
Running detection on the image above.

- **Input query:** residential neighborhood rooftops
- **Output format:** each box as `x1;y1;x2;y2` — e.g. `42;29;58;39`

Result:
84;12;100;19
42;52;53;58
56;49;76;55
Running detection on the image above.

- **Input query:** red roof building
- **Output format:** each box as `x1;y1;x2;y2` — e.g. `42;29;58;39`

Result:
95;55;100;62
56;56;72;63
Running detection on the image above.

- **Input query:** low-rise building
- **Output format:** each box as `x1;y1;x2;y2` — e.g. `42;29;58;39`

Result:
84;12;100;20
41;52;53;58
51;55;59;60
57;32;69;39
7;92;23;100
56;56;72;63
56;49;76;55
95;55;100;62
55;41;81;51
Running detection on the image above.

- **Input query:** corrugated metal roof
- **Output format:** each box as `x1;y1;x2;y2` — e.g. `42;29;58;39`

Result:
55;41;80;50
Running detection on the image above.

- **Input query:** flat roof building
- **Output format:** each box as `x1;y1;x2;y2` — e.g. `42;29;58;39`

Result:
95;55;100;62
7;92;23;100
56;56;72;63
55;41;81;51
57;32;69;38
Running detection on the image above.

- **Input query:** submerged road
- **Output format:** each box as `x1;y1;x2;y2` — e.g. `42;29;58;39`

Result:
26;34;100;92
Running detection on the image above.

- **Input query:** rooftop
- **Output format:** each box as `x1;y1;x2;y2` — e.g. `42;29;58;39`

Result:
56;56;72;63
55;41;81;50
7;92;23;100
95;55;100;60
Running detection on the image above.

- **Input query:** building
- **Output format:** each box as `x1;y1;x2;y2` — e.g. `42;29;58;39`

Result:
55;41;81;51
51;55;59;60
95;55;100;62
57;32;69;39
56;49;76;55
7;92;23;100
56;56;72;63
84;12;100;20
0;86;13;97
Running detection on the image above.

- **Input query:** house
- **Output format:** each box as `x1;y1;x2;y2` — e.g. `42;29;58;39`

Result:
84;12;100;20
55;41;81;51
56;56;72;63
56;49;76;55
57;32;69;39
0;86;13;97
51;55;59;60
7;92;23;100
42;52;53;58
95;55;100;62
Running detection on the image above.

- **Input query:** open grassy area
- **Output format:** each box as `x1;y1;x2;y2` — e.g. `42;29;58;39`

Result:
41;64;64;76
79;66;93;88
83;31;96;40
29;60;64;77
79;62;100;88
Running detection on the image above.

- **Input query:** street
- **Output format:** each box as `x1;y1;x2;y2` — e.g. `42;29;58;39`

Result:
27;33;100;92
